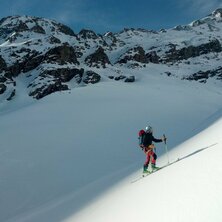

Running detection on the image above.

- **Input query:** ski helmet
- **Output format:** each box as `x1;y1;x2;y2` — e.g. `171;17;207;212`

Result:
145;126;153;133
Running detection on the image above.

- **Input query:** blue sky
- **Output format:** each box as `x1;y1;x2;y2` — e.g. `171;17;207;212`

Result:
1;0;222;34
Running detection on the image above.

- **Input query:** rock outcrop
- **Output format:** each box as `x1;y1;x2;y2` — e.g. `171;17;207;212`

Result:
85;47;111;68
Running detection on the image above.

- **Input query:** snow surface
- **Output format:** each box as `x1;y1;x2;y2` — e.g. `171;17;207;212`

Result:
0;68;222;222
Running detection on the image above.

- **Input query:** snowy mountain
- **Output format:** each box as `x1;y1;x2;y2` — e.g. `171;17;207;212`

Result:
1;8;222;104
1;8;222;222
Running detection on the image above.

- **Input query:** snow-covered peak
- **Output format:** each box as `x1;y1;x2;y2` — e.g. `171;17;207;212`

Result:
104;31;113;37
212;8;222;18
78;29;98;39
189;8;222;27
0;15;76;38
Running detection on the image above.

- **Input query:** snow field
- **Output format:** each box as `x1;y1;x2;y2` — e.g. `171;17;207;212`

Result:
0;71;222;222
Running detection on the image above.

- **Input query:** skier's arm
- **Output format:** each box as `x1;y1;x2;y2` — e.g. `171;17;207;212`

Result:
152;136;163;143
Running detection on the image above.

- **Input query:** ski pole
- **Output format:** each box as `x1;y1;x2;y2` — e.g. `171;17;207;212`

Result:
163;134;170;164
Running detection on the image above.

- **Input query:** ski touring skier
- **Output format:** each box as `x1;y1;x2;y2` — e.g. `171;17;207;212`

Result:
139;126;166;173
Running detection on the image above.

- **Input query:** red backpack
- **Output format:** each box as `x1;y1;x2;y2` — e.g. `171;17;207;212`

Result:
138;129;145;147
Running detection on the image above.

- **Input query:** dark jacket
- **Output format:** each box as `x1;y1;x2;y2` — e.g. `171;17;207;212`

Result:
142;132;162;147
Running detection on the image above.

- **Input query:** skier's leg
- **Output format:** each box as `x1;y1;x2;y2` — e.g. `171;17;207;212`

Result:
151;151;159;170
151;151;157;164
143;151;150;172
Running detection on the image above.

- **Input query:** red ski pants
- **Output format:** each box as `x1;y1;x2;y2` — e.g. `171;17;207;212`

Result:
144;149;157;167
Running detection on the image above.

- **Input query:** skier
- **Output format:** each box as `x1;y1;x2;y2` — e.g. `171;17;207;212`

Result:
141;126;166;173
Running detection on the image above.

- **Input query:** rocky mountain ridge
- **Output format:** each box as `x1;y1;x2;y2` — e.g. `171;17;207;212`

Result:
1;9;222;101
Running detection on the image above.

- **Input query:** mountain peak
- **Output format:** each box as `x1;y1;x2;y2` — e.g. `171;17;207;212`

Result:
0;15;76;37
78;29;98;39
189;8;222;27
212;8;222;18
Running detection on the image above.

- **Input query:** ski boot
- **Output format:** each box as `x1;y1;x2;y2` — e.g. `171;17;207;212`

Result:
151;163;160;172
143;165;150;174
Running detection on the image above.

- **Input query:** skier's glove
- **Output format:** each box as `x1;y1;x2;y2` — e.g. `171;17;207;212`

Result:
162;137;167;143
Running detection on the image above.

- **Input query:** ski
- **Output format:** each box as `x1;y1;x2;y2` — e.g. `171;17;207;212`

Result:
131;143;217;184
131;158;180;183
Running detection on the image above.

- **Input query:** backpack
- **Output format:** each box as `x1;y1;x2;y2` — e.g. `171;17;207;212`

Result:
138;129;145;148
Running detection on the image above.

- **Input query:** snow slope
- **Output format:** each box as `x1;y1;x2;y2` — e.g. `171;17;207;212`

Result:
0;68;222;222
68;117;222;222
